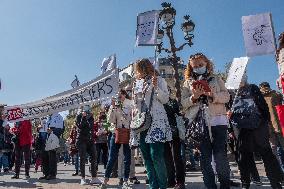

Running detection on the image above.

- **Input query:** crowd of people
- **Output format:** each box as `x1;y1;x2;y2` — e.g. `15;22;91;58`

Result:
1;36;284;189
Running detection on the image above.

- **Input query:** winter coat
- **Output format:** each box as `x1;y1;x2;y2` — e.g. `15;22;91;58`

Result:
108;98;133;130
17;120;33;147
131;76;172;144
75;113;95;145
261;89;283;133
68;126;78;156
232;84;271;152
163;98;180;138
181;74;230;125
93;121;108;144
45;132;60;151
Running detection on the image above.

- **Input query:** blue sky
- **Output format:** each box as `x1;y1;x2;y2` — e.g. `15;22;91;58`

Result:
0;0;283;105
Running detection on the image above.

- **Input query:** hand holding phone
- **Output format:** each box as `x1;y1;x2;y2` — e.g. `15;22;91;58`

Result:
192;80;211;93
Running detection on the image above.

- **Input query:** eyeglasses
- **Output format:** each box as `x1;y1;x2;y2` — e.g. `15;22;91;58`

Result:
189;53;205;60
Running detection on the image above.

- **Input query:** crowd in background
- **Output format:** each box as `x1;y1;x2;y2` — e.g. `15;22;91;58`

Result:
1;34;284;189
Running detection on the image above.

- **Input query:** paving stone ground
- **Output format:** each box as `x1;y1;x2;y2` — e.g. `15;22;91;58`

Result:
0;161;275;188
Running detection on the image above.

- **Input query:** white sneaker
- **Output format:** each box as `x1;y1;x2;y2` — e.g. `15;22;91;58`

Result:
80;178;87;185
90;177;101;184
122;181;130;189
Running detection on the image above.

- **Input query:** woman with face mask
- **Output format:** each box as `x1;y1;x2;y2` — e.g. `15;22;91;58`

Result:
181;53;231;189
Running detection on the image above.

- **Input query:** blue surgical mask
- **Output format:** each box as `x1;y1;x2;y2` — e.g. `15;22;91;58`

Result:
193;66;207;75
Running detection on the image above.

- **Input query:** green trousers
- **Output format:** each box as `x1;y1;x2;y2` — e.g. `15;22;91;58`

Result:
139;131;167;189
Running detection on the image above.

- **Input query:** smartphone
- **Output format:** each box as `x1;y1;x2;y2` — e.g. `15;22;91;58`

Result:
192;80;211;92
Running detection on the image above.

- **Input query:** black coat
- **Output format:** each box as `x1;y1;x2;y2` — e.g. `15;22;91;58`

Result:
75;113;94;145
163;98;180;138
232;84;271;152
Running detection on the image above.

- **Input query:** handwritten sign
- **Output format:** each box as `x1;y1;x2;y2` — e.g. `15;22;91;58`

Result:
225;57;249;89
4;69;119;122
242;13;276;57
136;10;160;46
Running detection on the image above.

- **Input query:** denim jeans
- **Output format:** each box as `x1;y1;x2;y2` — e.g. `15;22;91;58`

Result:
105;133;131;180
277;145;284;170
0;154;9;169
140;130;167;189
200;125;230;189
73;153;80;172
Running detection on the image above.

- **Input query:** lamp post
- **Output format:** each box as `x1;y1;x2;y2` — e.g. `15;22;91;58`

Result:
157;2;195;102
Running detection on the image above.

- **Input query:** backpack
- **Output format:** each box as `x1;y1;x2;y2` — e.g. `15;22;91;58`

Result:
231;85;261;129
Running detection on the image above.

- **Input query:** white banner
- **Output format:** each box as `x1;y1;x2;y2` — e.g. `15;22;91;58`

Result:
225;57;249;89
242;13;276;57
136;10;160;46
4;69;119;122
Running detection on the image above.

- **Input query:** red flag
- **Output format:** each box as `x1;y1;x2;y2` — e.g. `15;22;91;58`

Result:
275;105;284;137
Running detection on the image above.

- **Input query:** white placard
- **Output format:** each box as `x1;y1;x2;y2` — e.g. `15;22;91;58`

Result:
136;10;160;46
4;69;119;122
242;13;276;57
225;57;250;89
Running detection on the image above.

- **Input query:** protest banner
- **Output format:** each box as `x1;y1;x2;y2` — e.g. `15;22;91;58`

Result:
136;10;160;46
4;69;119;122
225;57;250;90
242;13;276;57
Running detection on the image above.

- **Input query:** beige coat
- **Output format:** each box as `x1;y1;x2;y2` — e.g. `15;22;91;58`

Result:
108;98;133;132
181;74;230;124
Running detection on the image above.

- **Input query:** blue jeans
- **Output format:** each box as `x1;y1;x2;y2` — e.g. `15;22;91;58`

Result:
0;154;9;169
278;145;284;170
200;125;230;189
74;153;80;172
105;133;131;180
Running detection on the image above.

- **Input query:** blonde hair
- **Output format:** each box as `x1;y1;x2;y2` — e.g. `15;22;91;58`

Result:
135;58;159;78
184;53;214;80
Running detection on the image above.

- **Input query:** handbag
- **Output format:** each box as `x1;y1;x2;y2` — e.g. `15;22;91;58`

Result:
185;108;207;147
130;88;155;133
115;126;130;144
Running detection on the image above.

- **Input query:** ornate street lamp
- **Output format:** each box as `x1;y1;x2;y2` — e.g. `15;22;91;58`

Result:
157;2;195;102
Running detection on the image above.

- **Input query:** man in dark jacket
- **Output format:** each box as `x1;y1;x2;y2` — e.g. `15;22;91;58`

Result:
231;77;283;189
260;82;284;169
163;95;185;189
76;105;99;185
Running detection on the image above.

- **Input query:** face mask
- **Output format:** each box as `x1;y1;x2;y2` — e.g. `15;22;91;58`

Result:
193;66;207;75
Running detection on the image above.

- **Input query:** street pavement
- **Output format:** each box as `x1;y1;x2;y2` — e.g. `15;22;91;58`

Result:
0;161;276;188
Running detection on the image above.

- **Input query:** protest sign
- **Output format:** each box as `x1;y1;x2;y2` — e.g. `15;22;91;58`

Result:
4;69;119;122
225;57;249;89
136;10;160;46
242;13;276;57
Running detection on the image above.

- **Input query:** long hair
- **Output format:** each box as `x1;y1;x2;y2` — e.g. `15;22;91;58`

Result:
120;89;130;100
135;58;159;78
184;53;214;80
